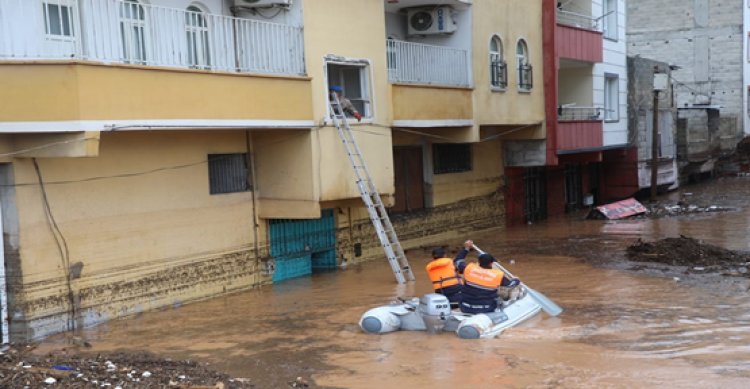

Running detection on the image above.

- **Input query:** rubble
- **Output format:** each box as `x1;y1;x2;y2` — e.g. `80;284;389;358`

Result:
0;346;255;388
626;235;750;277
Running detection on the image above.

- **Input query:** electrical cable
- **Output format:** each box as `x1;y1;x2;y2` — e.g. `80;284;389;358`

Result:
32;158;76;331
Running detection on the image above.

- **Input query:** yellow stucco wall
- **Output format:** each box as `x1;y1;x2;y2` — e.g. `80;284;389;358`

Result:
472;0;546;129
431;139;504;207
0;63;312;121
10;131;264;335
391;85;473;120
302;0;395;203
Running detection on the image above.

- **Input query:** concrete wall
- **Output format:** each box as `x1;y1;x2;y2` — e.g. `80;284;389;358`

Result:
471;0;546;127
596;0;629;146
8;131;265;340
628;0;744;137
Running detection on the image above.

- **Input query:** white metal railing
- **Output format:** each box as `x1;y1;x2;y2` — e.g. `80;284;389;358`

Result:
558;106;603;121
0;0;305;75
387;39;470;87
556;10;600;31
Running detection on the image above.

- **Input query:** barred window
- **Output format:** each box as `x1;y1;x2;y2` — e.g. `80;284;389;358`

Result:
208;154;250;195
433;144;472;174
517;39;533;91
490;35;507;89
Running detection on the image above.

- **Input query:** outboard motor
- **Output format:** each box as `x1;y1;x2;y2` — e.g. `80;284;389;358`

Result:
418;293;451;333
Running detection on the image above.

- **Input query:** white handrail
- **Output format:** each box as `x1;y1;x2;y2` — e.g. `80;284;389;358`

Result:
387;39;470;87
0;0;305;76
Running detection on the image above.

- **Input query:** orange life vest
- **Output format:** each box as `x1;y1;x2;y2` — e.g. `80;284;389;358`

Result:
425;258;461;290
463;263;504;290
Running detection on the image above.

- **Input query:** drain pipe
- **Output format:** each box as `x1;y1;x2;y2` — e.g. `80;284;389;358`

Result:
245;131;262;274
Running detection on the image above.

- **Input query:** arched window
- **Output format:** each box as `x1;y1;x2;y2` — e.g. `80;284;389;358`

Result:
516;39;532;90
186;5;210;69
120;0;146;64
489;35;506;88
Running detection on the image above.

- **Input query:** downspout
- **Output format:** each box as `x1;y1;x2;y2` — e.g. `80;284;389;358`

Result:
245;131;261;277
543;0;559;166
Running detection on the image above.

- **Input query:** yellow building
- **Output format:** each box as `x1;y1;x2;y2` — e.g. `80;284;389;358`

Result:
0;0;546;342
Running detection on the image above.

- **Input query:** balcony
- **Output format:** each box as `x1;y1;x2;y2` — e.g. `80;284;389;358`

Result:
557;106;603;151
387;39;470;88
556;10;602;63
0;0;305;76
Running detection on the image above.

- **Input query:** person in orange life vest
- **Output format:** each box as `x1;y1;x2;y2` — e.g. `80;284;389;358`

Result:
425;247;462;304
454;240;520;314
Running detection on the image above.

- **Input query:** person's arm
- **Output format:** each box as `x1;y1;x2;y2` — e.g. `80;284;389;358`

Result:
500;274;520;287
340;98;362;121
453;240;473;274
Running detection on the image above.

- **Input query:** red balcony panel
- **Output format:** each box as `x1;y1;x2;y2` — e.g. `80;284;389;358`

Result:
556;24;603;63
557;120;603;151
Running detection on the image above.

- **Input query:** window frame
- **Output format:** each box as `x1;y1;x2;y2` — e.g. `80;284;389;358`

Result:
489;35;507;90
185;5;211;69
207;153;251;195
42;0;76;41
120;0;148;64
602;0;618;41
432;143;472;175
325;59;374;122
603;73;620;122
516;39;533;91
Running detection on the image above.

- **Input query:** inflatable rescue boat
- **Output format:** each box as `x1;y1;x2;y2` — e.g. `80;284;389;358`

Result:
359;288;542;339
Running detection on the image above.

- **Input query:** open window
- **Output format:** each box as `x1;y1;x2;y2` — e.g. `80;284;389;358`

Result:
326;61;372;120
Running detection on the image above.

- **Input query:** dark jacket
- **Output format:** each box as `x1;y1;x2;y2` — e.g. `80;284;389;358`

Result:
454;248;514;313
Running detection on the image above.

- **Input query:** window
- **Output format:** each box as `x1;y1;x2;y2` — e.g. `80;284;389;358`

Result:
604;74;619;121
186;6;210;69
327;62;372;119
208;154;250;195
120;0;147;64
489;35;507;89
433;144;472;174
516;39;533;90
43;1;74;39
602;0;617;40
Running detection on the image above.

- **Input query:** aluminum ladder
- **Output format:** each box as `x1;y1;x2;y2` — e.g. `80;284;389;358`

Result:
328;93;414;284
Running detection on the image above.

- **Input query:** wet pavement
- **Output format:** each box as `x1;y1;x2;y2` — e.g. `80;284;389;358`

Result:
37;177;750;388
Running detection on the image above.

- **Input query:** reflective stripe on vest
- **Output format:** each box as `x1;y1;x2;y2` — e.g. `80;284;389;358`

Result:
463;263;503;290
425;258;461;289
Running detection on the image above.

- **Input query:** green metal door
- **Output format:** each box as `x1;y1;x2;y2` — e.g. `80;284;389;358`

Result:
269;209;336;282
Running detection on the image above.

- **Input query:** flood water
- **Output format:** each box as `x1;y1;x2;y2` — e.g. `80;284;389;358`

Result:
40;177;750;388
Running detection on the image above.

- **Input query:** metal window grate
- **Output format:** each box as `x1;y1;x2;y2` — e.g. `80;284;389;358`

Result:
208;153;249;195
433;144;472;174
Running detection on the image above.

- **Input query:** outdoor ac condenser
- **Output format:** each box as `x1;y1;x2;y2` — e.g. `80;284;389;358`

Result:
233;0;291;8
407;6;457;36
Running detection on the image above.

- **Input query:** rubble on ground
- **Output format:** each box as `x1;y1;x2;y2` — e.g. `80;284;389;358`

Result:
0;345;255;388
587;201;735;220
627;235;750;277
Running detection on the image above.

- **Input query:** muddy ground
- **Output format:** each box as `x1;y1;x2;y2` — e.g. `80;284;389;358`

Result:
0;344;263;389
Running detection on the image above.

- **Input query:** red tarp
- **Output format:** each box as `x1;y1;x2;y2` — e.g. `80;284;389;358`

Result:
595;198;648;220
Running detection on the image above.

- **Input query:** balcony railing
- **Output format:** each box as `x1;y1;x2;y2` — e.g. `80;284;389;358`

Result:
387;39;470;87
558;106;603;121
0;0;305;76
556;10;600;31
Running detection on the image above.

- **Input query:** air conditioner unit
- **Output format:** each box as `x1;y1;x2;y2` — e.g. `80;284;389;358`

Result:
407;6;457;36
233;0;291;9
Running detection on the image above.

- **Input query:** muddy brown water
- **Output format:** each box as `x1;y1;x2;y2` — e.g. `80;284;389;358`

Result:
38;178;750;388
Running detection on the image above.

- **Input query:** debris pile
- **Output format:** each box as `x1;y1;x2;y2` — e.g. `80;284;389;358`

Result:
627;236;750;277
0;346;254;388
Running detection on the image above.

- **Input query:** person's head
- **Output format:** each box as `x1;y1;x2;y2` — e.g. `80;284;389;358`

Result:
478;253;495;268
431;247;446;259
329;85;343;96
